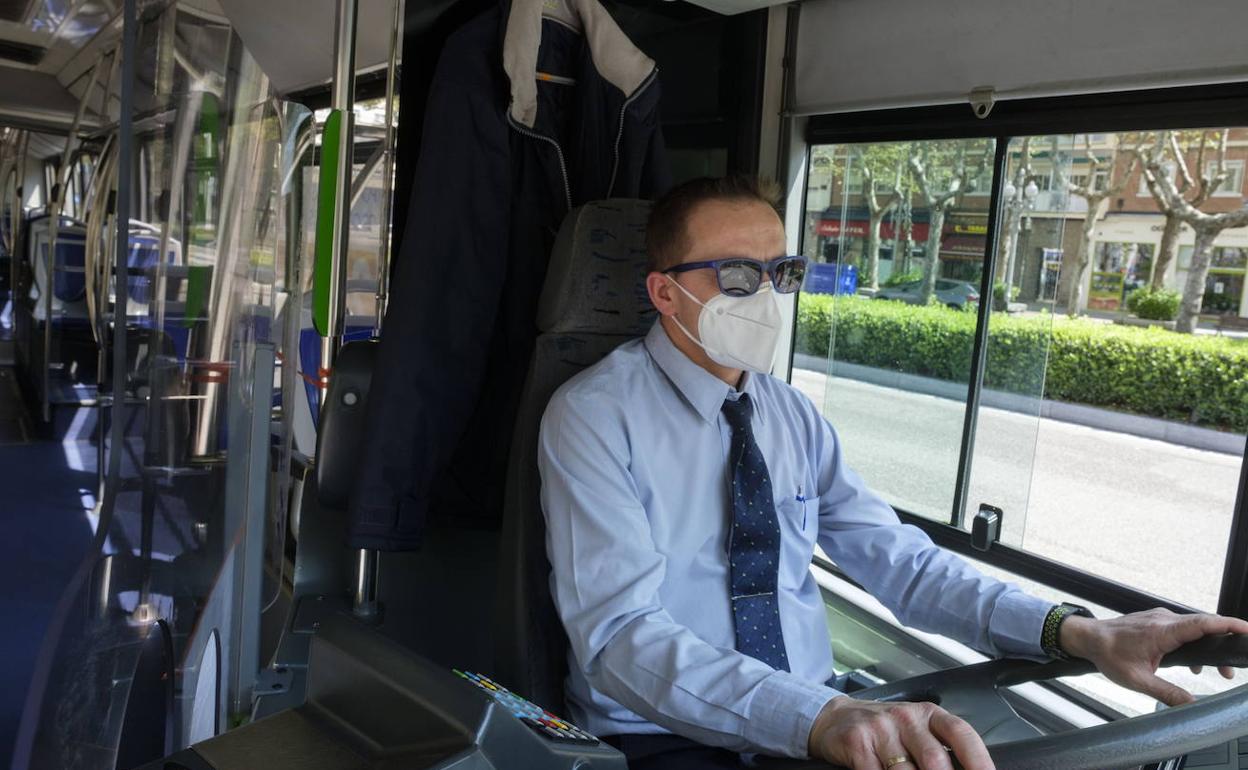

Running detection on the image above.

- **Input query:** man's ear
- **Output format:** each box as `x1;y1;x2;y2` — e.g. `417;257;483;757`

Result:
646;271;677;317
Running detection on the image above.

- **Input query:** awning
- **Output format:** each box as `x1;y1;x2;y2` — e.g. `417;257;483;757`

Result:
816;219;932;241
941;235;988;260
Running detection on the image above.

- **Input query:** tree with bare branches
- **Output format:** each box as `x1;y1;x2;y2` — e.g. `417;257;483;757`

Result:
1050;135;1139;315
1138;129;1248;332
852;145;905;290
1138;130;1234;292
908;141;990;304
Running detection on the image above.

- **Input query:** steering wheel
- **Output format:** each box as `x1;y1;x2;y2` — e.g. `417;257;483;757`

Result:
759;634;1248;770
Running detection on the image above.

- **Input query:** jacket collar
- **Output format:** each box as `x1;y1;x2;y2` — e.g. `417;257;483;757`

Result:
502;0;656;129
644;321;758;425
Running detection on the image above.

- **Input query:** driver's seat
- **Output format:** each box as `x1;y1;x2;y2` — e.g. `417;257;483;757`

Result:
494;199;656;712
491;199;832;768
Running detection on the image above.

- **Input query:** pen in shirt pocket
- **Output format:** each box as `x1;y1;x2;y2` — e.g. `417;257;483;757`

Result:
796;485;807;528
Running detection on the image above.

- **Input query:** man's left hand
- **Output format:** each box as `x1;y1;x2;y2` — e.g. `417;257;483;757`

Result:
1059;608;1248;706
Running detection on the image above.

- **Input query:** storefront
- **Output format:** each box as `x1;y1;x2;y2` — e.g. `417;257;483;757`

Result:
808;207;990;284
1184;245;1247;316
1089;214;1248;318
814;213;933;267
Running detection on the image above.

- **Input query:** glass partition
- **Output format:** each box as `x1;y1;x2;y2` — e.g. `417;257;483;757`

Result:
963;135;1065;546
798;138;998;523
13;4;309;767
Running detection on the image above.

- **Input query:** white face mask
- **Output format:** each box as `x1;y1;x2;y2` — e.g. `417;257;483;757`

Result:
666;276;782;373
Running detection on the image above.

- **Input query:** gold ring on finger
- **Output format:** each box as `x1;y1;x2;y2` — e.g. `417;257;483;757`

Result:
883;756;912;768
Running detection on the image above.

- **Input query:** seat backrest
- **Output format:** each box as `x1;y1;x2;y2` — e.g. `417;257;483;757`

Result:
495;199;655;709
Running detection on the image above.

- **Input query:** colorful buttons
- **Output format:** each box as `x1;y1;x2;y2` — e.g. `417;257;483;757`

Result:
454;670;599;745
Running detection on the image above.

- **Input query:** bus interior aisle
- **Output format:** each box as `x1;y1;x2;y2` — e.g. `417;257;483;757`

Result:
0;278;97;756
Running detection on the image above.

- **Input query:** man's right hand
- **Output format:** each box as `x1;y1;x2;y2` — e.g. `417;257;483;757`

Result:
807;695;994;770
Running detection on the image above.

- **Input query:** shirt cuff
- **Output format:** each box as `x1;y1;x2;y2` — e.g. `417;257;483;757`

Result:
988;590;1054;659
744;670;842;758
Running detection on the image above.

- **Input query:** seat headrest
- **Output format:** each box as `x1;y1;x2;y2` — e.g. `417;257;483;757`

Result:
537;199;657;336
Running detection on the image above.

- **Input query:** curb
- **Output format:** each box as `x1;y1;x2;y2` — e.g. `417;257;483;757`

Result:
791;353;1247;457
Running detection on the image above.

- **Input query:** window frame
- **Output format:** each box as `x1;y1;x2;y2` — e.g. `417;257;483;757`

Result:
1207;158;1246;197
800;82;1248;620
1092;168;1109;193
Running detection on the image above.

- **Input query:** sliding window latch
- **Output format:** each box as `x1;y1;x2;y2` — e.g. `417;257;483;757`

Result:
972;504;1002;552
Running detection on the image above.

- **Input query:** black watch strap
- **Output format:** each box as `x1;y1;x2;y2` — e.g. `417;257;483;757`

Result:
1041;602;1094;660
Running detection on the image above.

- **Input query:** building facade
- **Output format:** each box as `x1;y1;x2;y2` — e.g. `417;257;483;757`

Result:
805;130;1248;319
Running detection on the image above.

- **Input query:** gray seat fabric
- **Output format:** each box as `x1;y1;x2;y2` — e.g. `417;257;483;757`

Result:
495;199;655;711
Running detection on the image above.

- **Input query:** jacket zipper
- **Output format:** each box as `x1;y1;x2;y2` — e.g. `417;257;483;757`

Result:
608;68;658;197
507;113;572;211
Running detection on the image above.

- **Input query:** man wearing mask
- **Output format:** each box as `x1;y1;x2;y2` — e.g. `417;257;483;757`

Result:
537;176;1248;770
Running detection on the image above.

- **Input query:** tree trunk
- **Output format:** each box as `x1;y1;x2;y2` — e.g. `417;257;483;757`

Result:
865;212;882;289
1150;212;1182;288
1056;242;1081;312
1000;203;1022;292
1175;227;1217;333
1065;210;1098;316
866;201;897;291
919;207;945;304
890;207;903;278
899;198;913;275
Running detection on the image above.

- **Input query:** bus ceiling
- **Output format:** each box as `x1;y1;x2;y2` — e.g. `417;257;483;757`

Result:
0;0;121;134
195;0;1248;115
215;0;790;97
1;0;1246;133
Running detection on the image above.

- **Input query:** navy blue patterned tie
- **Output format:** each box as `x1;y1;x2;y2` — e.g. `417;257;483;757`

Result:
722;394;790;672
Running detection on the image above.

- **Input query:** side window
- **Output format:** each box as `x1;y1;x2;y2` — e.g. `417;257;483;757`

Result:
796;128;1248;614
796;127;1248;710
973;129;1246;613
798;138;996;523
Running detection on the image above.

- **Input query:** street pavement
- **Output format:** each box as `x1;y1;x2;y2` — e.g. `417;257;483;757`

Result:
790;366;1245;614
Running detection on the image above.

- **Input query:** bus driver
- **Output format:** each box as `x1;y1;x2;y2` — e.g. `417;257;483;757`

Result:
537;176;1248;770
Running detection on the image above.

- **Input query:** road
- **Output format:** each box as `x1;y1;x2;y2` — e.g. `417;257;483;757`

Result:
790;365;1245;614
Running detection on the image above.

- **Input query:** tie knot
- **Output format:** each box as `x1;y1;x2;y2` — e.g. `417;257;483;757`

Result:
722;393;753;429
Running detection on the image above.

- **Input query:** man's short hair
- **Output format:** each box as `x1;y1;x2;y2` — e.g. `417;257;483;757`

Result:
645;175;783;274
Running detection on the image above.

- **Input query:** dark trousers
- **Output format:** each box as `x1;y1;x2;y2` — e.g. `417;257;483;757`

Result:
603;733;746;769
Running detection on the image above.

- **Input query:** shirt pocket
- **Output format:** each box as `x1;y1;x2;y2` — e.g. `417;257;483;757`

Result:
777;493;818;540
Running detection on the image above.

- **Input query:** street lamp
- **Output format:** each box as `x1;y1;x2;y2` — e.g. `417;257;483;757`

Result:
1003;180;1040;206
1002;177;1040;298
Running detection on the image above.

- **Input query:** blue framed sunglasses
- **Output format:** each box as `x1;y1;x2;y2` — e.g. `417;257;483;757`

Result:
665;255;808;297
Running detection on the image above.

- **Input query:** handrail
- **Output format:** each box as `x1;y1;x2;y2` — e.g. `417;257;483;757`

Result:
151;89;202;339
375;0;403;333
42;48;109;421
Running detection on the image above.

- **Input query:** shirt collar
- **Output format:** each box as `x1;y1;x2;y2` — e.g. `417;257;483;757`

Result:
644;321;757;424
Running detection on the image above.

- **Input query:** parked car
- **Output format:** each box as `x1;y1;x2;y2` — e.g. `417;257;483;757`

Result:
874;279;981;309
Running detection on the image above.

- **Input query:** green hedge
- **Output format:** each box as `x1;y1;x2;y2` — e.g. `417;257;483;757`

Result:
796;294;1248;432
1125;285;1181;321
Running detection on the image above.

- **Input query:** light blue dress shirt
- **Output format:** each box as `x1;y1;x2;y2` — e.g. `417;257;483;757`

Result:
537;321;1053;758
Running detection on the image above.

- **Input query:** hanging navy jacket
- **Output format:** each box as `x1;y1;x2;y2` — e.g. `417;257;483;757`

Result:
349;0;670;550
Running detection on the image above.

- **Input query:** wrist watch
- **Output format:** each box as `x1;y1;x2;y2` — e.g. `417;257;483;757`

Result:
1041;602;1094;660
